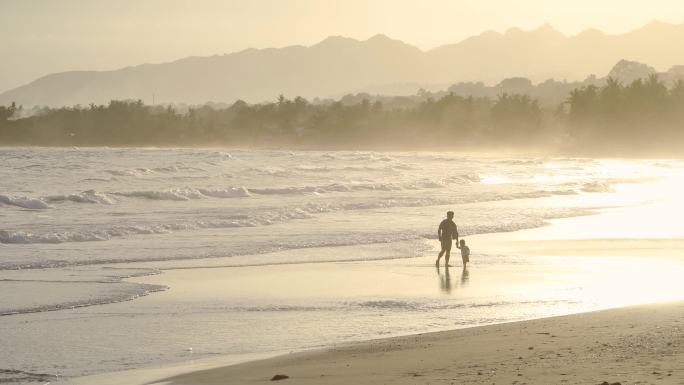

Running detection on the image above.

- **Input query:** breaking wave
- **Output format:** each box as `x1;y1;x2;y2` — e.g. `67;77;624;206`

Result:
105;168;153;177
581;181;615;193
295;164;415;173
105;164;206;177
0;207;313;244
115;181;451;200
112;187;251;201
0;191;587;246
0;195;50;210
46;190;116;204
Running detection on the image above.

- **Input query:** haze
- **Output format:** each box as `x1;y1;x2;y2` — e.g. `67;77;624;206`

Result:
3;0;684;93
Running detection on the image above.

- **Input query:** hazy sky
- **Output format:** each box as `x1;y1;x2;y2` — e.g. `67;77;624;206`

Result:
2;0;684;92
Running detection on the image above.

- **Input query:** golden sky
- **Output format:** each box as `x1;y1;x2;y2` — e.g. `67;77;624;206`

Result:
2;0;684;92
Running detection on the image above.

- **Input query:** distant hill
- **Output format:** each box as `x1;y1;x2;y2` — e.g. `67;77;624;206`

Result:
441;59;684;108
330;59;684;111
4;21;684;107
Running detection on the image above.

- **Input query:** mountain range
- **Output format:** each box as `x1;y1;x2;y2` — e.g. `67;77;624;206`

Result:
3;20;684;107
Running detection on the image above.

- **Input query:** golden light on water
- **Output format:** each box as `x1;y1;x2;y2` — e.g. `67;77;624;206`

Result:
477;162;684;312
572;256;684;308
563;172;684;239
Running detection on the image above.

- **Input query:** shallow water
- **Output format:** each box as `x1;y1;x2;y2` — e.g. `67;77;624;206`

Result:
2;147;684;384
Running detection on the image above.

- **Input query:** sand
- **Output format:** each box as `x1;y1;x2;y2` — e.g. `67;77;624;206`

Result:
159;301;684;385
148;229;684;384
74;202;684;385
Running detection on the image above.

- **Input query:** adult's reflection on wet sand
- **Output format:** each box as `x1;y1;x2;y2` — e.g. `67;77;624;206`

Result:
436;265;452;293
436;265;470;294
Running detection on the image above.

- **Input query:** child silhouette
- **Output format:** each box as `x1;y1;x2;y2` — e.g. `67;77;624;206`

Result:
456;239;470;268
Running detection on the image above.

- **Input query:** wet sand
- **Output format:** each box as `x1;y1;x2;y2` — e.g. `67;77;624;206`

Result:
160;300;684;385
74;202;684;385
155;226;684;385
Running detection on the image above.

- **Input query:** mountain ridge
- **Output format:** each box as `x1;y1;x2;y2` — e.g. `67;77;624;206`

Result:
4;20;684;106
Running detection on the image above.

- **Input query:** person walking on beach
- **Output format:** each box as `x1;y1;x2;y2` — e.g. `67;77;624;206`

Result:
436;211;458;266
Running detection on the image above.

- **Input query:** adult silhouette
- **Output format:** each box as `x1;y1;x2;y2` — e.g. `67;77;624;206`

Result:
436;211;458;266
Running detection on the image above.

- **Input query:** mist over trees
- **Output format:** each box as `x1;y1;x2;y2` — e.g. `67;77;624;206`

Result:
2;72;684;154
3;57;684;155
565;75;684;151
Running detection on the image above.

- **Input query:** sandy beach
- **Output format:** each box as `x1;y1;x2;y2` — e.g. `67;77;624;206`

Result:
67;201;684;385
160;301;684;385
155;225;684;384
5;152;684;385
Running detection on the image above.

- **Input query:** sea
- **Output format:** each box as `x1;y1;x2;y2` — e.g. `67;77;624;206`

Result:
2;147;684;384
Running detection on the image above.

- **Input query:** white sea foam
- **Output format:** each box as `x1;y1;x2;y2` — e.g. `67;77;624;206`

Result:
581;181;616;193
211;151;233;159
0;208;311;245
0;230;111;244
249;181;449;195
114;188;205;201
198;187;251;198
1;148;679;262
112;186;251;200
295;164;414;173
348;152;395;162
46;190;116;205
0;195;50;210
152;165;180;173
109;182;448;201
245;167;290;176
248;186;318;195
0;195;587;247
446;174;481;183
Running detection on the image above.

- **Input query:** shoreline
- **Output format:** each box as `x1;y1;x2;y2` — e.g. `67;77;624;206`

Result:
69;192;684;385
68;292;684;385
72;240;684;384
72;297;684;385
4;150;684;385
157;300;684;385
5;145;684;159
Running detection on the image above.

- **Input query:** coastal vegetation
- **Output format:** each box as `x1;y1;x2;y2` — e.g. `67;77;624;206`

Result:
1;75;684;154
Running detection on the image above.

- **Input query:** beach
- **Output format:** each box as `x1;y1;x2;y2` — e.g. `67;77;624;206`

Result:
151;222;682;385
72;233;684;385
3;149;684;384
75;205;684;385
160;301;684;385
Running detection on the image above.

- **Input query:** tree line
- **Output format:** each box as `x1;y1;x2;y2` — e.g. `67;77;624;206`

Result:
1;75;683;153
566;75;684;152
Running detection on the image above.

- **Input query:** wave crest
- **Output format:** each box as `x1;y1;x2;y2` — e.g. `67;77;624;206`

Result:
0;195;50;209
580;181;615;193
46;190;116;205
